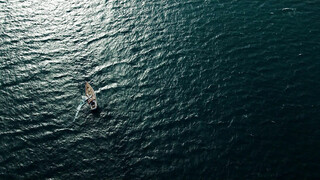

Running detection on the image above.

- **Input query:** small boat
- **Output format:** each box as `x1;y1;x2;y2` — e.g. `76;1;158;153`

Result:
85;82;98;110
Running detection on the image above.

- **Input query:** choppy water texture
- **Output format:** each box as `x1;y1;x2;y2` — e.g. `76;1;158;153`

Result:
1;0;320;179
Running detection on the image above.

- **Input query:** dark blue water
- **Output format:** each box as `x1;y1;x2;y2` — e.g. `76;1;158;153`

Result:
1;0;320;179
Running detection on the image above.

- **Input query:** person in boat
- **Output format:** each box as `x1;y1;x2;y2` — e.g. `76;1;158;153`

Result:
87;97;95;106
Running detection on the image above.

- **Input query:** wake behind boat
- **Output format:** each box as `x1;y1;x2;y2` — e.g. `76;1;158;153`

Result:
85;82;98;110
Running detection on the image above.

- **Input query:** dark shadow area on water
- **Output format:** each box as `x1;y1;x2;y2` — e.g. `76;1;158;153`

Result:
91;107;102;118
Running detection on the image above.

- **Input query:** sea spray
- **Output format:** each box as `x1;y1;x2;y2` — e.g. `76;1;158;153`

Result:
73;96;88;121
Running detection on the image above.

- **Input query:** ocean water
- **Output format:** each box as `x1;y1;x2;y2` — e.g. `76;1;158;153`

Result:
1;0;320;179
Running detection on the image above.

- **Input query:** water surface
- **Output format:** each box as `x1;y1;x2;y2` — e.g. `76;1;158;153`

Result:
1;0;320;179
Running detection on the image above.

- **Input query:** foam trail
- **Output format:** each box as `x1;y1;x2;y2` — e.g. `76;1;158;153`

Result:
73;96;88;122
95;83;117;94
